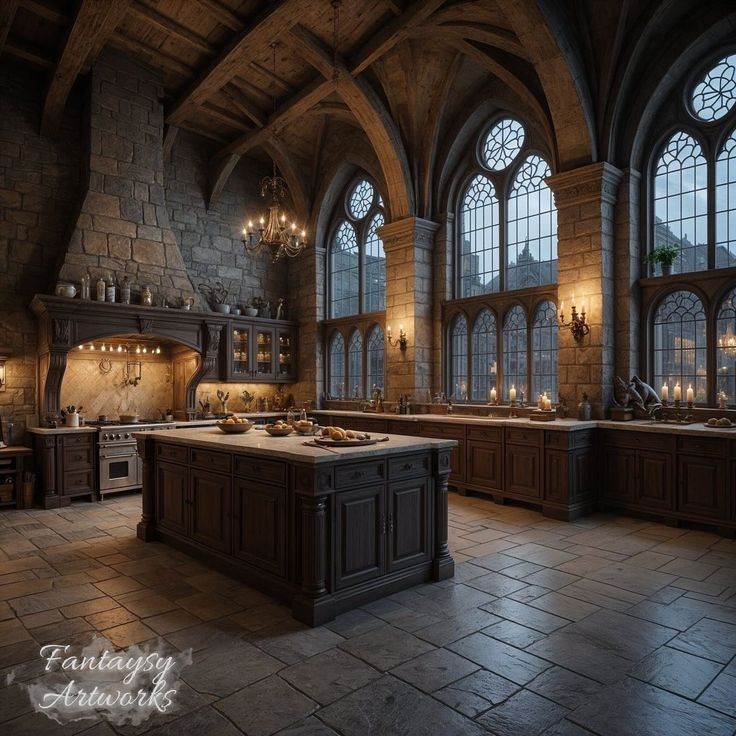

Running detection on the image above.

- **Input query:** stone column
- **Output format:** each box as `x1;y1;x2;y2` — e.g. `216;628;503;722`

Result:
378;217;439;402
546;162;623;418
432;213;454;397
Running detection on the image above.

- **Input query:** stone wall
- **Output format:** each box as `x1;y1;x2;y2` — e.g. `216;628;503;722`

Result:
0;63;82;437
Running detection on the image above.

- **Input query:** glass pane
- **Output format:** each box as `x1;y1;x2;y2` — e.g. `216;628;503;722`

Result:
716;130;736;268
232;328;250;376
366;326;384;394
652;290;707;403
108;461;130;480
255;330;272;376
330;220;359;318
482;118;525;171
653;131;708;274
348;330;364;399
503;305;528;400
471;309;497;401
459;174;500;297
507;155;557;289
450;315;468;400
691;54;736;121
717;287;736;406
329;332;345;398
278;332;292;377
363;212;386;312
348;179;375;219
531;300;558;400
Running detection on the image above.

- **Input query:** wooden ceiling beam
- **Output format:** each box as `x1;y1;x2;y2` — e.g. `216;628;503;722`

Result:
128;2;215;56
110;31;194;79
201;102;252;132
249;60;294;94
223;83;267;128
0;0;19;58
166;0;300;126
195;0;244;33
41;0;131;136
5;37;52;68
18;0;65;26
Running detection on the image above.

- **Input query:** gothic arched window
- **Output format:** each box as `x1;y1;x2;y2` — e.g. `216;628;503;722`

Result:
531;300;558;400
329;221;359;319
471;309;497;401
502;306;528;401
328;332;346;399
652;290;707;403
717;287;736;406
347;329;363;400
449;315;469;400
366;325;385;394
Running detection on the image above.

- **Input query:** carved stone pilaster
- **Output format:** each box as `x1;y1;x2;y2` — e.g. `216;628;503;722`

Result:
137;435;157;541
432;449;454;580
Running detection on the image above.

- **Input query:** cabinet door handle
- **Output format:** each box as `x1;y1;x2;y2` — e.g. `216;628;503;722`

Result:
351;470;365;479
379;513;386;535
402;462;415;471
388;514;394;534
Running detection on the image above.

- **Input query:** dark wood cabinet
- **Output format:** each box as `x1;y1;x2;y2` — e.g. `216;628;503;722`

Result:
224;319;298;383
466;440;503;492
637;450;673;511
233;479;287;577
421;422;465;485
505;443;541;498
60;433;95;499
678;454;728;521
190;468;231;554
334;485;385;590
601;445;636;505
387;479;431;572
156;460;188;536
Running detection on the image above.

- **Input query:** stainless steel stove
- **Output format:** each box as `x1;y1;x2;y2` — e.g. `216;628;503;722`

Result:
90;420;177;498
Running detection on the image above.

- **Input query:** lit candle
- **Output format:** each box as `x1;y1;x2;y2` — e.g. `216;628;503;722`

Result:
242;227;247;236
544;397;552;412
674;383;681;401
661;383;668;402
509;385;517;402
686;384;694;403
490;387;497;403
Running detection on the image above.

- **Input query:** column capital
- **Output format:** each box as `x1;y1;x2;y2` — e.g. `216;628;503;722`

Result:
377;216;440;252
546;161;624;208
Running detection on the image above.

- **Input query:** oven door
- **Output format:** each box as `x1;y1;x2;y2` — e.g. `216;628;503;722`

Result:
99;443;141;491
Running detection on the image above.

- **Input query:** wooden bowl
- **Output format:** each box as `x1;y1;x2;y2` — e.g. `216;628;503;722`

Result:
265;425;293;437
216;420;253;434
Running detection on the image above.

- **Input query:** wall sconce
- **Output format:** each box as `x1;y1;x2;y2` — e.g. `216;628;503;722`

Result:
386;324;408;351
0;353;9;392
559;301;590;342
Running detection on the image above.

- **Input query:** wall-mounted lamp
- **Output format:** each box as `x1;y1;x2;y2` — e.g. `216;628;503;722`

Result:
386;324;408;351
559;301;590;342
0;352;9;392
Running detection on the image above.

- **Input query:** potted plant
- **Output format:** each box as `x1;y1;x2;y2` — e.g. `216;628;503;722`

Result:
197;281;231;313
647;244;679;276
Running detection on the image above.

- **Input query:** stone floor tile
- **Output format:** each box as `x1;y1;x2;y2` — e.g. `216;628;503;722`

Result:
503;543;578;567
324;608;384;639
585;562;677;596
318;674;488;736
625;596;712;631
465;571;528;597
668;617;736;663
471;551;528;572
447;632;552;684
101;620;157;647
434;668;519;716
568;677;736;736
625;551;676;570
413;607;501;646
0;618;31;647
481;598;569;633
60;595;117;618
557;579;644;611
274;716;341;735
252;623;345;665
483;619;548;648
145;705;243;736
476;689;569;736
215;674;317;736
85;605;138;630
338;623;435;671
697;670;736;717
411;581;495;615
93;575;146;596
500;560;545;579
527;591;599;621
390;647;479;692
280;648;380;704
175;591;241;620
527;666;604;709
630;646;723;698
522;568;580;590
144;608;201;635
539;720;597;736
359;597;443;632
507;584;551;603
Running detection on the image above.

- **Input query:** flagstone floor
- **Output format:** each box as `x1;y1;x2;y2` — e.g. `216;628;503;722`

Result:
1;491;735;736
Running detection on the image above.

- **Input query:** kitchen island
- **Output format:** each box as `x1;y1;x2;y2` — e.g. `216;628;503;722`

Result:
136;426;456;625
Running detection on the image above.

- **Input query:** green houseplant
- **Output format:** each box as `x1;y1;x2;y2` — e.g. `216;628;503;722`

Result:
647;243;679;276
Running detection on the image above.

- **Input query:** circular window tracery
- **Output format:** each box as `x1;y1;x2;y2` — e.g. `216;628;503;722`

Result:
348;179;375;219
481;118;525;171
691;54;736;122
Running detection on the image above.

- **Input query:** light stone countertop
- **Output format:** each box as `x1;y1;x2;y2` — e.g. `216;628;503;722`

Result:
178;413;286;427
26;426;98;435
136;426;456;464
597;419;736;439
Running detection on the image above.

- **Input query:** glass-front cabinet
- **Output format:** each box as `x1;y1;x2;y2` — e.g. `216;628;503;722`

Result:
223;319;297;383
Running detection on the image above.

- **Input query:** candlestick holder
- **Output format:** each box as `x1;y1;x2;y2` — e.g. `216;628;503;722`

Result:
674;399;681;410
687;400;693;410
661;398;668;408
509;398;517;408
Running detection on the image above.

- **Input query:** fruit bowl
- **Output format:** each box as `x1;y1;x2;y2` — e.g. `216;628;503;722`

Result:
294;421;317;435
215;420;253;433
265;424;293;437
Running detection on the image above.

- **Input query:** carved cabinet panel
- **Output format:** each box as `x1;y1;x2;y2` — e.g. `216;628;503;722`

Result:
190;468;232;554
387;479;431;572
156;461;188;537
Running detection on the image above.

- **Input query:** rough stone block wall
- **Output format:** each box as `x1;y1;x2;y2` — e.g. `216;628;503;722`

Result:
0;64;82;437
58;49;196;305
165;131;289;308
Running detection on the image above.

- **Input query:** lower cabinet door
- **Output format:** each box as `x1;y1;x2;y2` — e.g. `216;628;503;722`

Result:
601;446;636;505
334;486;385;590
387;479;431;572
636;450;673;511
189;468;232;554
505;445;541;498
678;454;728;521
466;440;503;491
156;461;188;536
232;480;287;577
544;450;569;503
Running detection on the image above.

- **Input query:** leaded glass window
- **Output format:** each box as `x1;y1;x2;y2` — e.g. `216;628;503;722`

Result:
507;155;557;289
652;290;707;403
450;315;468;400
717;288;736;406
502;306;528;400
459;174;500;297
653;132;708;274
328;332;345;398
482;118;525;171
348;179;374;219
531;300;558;400
716;131;736;268
364;212;386;312
366;325;384;394
348;330;363;399
330;221;359;318
691;54;736;122
471;310;497;401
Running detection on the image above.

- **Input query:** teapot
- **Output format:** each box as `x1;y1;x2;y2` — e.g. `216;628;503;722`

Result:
55;283;77;299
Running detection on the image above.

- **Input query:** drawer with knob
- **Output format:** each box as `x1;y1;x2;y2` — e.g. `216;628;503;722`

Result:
190;448;231;473
63;446;94;470
63;469;94;495
388;454;430;480
234;456;286;485
335;460;385;489
61;433;94;447
156;444;188;464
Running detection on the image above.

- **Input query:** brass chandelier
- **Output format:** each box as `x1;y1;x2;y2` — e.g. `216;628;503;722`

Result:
719;324;736;358
242;43;307;262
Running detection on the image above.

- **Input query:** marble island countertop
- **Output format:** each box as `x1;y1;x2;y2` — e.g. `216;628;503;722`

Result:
135;425;456;464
